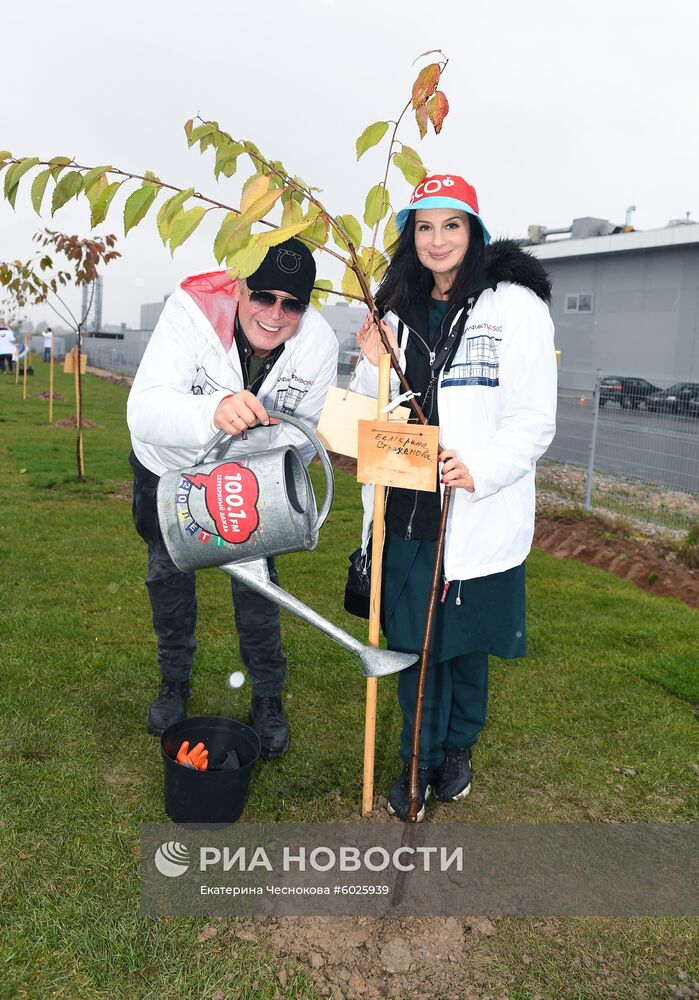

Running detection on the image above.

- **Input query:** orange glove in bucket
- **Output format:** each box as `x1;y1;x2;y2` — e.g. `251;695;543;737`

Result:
175;740;209;771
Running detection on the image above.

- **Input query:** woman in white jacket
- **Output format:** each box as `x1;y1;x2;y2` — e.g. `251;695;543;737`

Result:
353;174;557;821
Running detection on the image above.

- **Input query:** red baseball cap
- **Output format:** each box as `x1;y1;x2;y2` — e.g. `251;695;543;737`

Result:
396;174;491;244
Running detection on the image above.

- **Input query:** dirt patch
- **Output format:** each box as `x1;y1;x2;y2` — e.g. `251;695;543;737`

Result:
31;391;65;400
54;416;99;429
222;915;500;999
106;481;132;501
534;513;699;611
86;365;133;387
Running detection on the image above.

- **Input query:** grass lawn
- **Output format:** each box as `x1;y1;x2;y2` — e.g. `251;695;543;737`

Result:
0;362;697;999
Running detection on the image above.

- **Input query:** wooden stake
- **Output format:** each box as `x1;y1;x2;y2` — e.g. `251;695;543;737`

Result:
361;352;391;816
48;332;54;424
22;339;29;400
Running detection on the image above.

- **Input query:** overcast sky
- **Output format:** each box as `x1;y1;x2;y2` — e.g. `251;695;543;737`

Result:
2;0;696;328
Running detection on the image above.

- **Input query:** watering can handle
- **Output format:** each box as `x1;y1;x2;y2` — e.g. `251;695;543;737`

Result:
193;410;335;534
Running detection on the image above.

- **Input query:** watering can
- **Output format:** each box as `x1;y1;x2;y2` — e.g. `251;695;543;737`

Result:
157;410;333;571
157;412;417;679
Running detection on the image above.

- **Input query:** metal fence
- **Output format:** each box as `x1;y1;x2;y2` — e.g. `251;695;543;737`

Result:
541;374;699;534
86;342;143;377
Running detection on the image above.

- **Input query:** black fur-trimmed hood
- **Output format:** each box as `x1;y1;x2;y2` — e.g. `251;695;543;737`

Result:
483;238;551;303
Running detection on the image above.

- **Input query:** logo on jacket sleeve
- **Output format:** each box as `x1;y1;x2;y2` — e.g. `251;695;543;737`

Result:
180;462;260;543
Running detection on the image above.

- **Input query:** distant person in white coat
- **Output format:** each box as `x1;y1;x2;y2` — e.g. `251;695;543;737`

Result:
42;328;54;363
0;327;16;374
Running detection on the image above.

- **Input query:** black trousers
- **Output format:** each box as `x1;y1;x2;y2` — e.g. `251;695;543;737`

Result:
129;451;287;695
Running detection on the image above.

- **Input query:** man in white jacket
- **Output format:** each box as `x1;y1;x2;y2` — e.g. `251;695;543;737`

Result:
127;239;338;752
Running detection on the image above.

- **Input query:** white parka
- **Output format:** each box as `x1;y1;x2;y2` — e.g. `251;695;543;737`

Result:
128;270;339;475
351;280;558;582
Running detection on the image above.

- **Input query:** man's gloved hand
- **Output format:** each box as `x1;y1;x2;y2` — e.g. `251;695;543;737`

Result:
176;740;209;771
213;390;279;437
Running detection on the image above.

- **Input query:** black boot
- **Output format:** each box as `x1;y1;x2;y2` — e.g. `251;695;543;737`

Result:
249;695;289;759
386;764;436;822
147;680;192;736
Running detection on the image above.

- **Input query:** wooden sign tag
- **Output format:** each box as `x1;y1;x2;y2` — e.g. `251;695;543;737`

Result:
356;420;439;492
316;386;410;459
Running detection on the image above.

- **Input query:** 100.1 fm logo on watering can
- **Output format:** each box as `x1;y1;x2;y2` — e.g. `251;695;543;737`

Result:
176;461;260;546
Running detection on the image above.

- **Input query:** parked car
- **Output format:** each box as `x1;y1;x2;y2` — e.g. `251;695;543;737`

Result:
598;376;659;409
645;382;699;414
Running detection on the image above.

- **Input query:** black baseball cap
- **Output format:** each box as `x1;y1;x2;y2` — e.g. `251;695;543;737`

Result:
246;238;316;304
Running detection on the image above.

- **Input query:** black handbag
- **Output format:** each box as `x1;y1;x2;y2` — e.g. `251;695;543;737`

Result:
344;542;371;619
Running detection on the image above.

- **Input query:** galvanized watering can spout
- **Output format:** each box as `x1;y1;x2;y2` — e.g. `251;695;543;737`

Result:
220;559;417;678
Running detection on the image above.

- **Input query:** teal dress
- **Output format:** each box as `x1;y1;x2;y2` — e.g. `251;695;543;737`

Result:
383;298;526;768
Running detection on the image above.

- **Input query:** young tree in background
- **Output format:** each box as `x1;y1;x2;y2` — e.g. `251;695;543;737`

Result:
0;230;120;478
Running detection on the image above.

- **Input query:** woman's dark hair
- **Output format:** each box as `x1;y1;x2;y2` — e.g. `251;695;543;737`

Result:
375;211;485;316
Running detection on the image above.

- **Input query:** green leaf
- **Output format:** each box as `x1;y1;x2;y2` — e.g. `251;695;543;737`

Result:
199;128;220;155
255;218;318;248
298;212;329;248
237;187;284;227
156;187;195;243
30;168;53;215
124;183;159;235
0;151;11;162
400;144;425;169
361;247;389;283
80;165;112;192
225;235;268;280
392;150;426;187
85;172;109;208
355;120;389;160
341;265;363;302
363;184;390;227
169;206;207;254
332;214;363;250
310;278;333;308
4;157;40;208
281;198;304;227
50;170;83;214
187;123;218;148
48;156;72;179
214;140;243;179
213;213;249;265
382;211;399;252
90;181;121;227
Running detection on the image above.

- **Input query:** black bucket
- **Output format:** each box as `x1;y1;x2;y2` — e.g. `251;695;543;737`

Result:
161;715;260;825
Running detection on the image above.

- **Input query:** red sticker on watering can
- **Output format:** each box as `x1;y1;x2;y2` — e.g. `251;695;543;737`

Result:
182;462;260;543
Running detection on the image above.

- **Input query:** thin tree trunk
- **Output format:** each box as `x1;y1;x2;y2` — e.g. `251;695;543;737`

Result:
75;329;85;481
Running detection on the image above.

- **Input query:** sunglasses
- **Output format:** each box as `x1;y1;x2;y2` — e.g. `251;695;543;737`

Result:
248;289;308;317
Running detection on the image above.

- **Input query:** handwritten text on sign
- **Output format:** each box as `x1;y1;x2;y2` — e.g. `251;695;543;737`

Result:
356;421;439;492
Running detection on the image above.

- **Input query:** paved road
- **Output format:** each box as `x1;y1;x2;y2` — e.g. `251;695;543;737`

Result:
548;394;699;493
